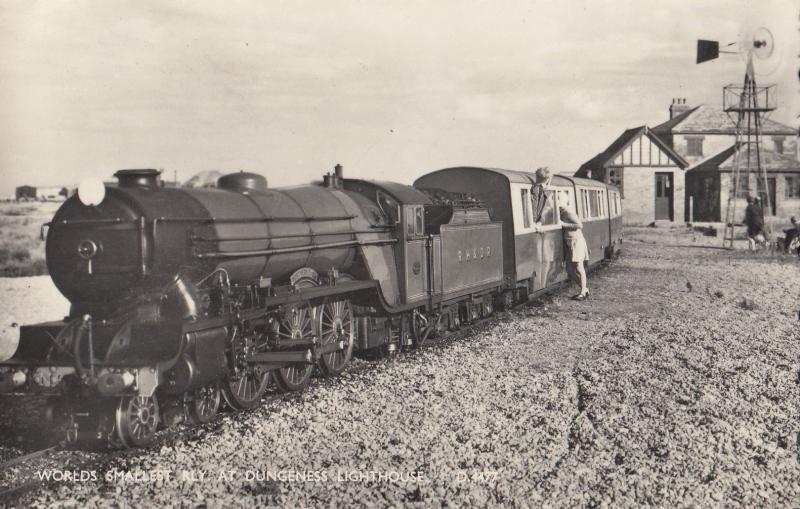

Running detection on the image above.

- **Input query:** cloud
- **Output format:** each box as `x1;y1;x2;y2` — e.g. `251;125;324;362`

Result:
561;90;605;121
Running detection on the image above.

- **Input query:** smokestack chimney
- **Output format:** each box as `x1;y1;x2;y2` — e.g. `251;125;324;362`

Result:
669;98;691;119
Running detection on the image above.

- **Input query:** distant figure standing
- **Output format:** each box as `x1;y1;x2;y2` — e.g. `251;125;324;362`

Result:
743;196;762;251
558;190;589;300
752;196;767;248
783;216;799;254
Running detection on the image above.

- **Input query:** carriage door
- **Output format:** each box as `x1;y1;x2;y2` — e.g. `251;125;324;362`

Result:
403;205;428;303
654;173;673;221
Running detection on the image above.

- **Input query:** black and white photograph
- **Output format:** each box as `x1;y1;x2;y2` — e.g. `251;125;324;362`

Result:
0;0;799;506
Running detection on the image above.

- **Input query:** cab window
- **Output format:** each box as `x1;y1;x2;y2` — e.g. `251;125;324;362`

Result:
377;191;399;224
405;206;425;237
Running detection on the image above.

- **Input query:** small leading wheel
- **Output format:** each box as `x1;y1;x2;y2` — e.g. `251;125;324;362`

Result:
274;306;315;392
318;299;354;376
185;383;221;425
115;394;159;448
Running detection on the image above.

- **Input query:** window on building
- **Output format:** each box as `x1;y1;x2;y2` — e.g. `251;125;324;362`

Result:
773;137;785;154
521;188;530;228
730;175;750;198
607;167;623;198
687;137;704;157
785;175;800;199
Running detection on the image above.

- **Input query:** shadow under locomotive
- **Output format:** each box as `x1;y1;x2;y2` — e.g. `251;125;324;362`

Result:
0;165;621;448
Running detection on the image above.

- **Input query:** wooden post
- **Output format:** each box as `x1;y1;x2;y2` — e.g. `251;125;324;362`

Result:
688;196;693;225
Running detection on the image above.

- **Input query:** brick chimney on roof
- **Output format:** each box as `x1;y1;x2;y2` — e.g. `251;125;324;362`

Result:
669;98;691;119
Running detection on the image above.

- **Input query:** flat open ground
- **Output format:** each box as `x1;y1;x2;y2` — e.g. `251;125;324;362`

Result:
1;226;799;507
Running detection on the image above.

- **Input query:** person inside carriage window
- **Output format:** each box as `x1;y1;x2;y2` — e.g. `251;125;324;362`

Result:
531;166;551;223
557;190;589;300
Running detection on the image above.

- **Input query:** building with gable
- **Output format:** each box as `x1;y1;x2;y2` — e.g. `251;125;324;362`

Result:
651;100;798;222
578;98;800;224
575;126;687;224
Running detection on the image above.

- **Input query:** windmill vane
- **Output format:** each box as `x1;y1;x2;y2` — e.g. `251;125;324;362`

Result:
695;24;780;249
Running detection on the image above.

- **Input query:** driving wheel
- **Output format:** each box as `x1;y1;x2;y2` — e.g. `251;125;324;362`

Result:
274;306;315;392
317;299;354;376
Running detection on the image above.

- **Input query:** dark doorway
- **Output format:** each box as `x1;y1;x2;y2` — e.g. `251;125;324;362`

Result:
654;172;673;221
694;174;720;221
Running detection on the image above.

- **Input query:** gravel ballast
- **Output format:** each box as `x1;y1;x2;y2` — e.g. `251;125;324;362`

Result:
2;231;800;507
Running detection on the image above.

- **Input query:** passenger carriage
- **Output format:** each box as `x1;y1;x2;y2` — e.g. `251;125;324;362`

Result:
414;167;622;301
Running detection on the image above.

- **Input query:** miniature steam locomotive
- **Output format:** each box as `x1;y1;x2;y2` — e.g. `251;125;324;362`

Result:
0;165;621;447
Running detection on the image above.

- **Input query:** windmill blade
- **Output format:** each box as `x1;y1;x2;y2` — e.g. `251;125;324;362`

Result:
738;25;781;75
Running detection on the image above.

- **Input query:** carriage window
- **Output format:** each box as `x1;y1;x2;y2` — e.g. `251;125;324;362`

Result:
539;190;557;225
596;190;605;218
588;190;599;218
415;207;424;235
585;190;590;218
521;188;531;228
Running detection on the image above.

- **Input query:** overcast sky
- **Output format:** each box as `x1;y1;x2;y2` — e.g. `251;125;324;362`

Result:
0;0;797;196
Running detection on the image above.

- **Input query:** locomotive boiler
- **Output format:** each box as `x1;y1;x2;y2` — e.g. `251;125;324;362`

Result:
0;165;621;448
47;168;371;315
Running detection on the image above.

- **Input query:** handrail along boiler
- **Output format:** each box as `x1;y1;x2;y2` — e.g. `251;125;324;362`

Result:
0;166;621;447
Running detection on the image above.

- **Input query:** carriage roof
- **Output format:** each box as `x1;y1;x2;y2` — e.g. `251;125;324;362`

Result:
427;166;611;190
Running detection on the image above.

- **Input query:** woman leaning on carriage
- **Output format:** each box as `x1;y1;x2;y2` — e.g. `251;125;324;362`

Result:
531;167;590;301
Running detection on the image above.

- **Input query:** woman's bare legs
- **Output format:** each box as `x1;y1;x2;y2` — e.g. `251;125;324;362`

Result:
566;261;588;295
576;261;588;295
